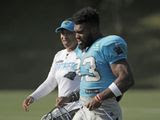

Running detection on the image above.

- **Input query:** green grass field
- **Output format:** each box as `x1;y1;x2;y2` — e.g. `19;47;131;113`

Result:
0;90;160;120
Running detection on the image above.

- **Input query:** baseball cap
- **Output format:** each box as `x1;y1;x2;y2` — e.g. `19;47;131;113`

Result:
55;20;75;33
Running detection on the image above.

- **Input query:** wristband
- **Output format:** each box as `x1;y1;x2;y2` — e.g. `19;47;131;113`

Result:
94;94;102;103
108;82;122;97
96;94;102;101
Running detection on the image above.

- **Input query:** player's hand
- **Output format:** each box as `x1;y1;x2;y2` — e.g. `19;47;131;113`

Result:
22;96;34;112
85;98;102;111
56;97;69;107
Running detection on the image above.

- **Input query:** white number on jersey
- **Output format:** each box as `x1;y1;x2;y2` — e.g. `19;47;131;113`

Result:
83;57;100;81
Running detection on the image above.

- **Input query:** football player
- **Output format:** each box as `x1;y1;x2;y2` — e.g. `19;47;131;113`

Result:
58;7;134;120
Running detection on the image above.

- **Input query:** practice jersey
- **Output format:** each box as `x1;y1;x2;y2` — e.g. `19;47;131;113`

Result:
76;35;128;97
31;48;80;100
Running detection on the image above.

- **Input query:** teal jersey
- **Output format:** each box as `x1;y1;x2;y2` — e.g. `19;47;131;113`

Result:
76;35;128;97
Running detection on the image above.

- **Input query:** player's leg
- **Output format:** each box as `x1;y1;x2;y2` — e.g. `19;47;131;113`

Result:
95;98;122;120
72;107;89;120
72;106;102;120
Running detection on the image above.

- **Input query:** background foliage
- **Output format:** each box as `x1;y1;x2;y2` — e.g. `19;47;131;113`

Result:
0;0;160;89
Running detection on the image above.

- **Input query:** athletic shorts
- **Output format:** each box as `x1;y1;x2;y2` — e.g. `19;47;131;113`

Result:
73;97;122;120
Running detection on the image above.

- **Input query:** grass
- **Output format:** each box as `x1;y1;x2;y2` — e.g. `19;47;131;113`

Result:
120;90;160;120
0;90;160;120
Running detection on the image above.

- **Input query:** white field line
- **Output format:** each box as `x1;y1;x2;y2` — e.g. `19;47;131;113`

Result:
122;107;160;114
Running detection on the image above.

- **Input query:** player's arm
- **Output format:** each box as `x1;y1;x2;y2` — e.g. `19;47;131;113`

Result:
99;59;134;100
111;60;134;93
86;59;134;110
98;39;134;101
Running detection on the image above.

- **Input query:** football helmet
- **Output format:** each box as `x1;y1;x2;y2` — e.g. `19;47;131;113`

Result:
41;106;78;120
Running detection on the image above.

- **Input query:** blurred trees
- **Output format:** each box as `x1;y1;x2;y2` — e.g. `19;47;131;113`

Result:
0;0;160;89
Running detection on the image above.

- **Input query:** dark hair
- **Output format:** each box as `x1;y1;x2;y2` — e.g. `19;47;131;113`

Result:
72;7;99;27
